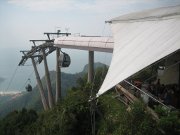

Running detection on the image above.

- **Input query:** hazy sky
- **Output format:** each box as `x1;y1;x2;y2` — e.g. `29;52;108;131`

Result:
0;0;180;92
1;0;180;48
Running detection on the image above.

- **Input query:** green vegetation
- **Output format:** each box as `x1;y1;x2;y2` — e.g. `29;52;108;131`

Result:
0;62;104;117
0;62;106;117
0;109;38;135
155;106;180;135
0;65;179;135
0;71;81;117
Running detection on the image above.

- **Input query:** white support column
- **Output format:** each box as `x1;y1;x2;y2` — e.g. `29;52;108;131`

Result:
88;51;94;83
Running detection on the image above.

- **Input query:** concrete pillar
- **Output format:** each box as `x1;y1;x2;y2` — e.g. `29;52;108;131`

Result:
31;57;49;110
88;51;94;83
42;48;55;108
56;48;61;103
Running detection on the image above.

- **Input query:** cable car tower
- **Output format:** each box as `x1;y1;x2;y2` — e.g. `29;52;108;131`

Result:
19;31;71;110
44;31;71;103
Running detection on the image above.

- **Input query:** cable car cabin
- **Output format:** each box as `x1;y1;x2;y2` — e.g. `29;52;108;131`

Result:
59;52;71;67
26;84;32;92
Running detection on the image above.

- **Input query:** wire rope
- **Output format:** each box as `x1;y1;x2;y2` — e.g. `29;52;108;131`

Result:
89;23;113;135
101;23;106;36
89;54;108;135
5;66;19;92
124;79;169;108
89;22;112;135
144;60;180;83
88;59;99;135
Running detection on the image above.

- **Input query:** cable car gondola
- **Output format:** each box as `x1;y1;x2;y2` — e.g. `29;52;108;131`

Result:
25;79;32;92
26;84;32;92
59;51;71;67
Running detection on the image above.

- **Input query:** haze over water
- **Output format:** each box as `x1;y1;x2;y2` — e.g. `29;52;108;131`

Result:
0;47;112;93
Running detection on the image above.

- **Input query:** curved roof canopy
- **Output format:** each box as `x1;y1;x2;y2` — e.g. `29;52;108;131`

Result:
97;5;180;97
54;36;114;53
109;5;180;23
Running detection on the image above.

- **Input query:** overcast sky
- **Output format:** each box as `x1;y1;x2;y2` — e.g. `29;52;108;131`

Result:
0;0;180;91
1;0;180;48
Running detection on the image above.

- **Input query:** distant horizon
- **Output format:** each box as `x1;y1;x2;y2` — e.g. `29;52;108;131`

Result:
0;91;22;95
0;60;111;92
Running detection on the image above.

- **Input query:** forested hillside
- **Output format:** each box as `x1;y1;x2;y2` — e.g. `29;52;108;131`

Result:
0;62;106;117
0;66;179;135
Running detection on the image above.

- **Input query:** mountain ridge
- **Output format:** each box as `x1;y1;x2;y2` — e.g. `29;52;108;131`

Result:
0;62;107;117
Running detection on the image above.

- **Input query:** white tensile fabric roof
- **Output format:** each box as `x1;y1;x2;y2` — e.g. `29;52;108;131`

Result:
54;36;114;53
97;5;180;97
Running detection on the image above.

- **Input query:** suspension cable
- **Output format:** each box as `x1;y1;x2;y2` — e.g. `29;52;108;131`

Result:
89;66;98;135
5;66;19;91
124;79;169;108
166;60;180;69
89;24;110;135
89;63;108;135
101;24;106;36
144;60;180;82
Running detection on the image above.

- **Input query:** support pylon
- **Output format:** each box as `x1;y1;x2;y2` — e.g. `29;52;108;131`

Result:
31;57;49;110
42;48;55;108
56;48;61;103
88;51;94;83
